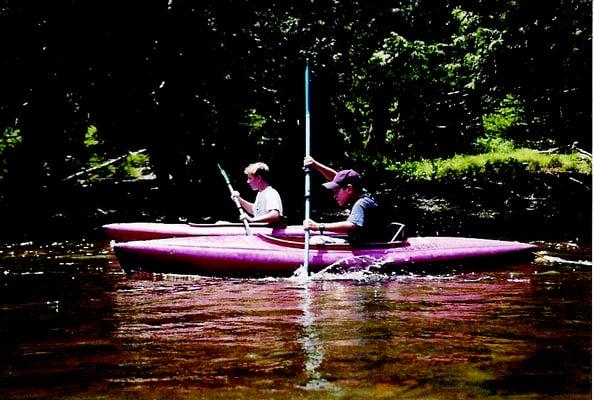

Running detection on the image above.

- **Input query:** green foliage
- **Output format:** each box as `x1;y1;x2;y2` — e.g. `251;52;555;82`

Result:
241;109;267;145
482;94;526;136
473;135;515;153
0;127;23;181
83;125;99;147
82;125;151;181
449;8;504;90
474;94;528;153
0;127;22;155
362;6;509;159
0;1;589;189
83;125;105;176
121;152;151;179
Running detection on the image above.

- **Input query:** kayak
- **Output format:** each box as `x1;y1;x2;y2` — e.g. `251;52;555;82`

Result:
113;234;536;277
102;222;313;242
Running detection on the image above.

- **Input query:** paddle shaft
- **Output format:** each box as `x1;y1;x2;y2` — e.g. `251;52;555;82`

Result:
217;164;252;236
303;62;311;275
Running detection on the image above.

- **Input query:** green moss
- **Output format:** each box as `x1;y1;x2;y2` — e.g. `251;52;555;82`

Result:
387;148;591;180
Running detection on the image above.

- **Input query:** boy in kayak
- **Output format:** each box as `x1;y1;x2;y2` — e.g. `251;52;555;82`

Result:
303;156;387;244
232;162;284;225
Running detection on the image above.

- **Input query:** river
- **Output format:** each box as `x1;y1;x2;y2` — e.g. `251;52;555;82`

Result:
0;238;591;399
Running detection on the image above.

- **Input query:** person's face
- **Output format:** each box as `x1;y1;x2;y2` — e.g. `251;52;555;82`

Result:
246;173;263;191
333;185;353;207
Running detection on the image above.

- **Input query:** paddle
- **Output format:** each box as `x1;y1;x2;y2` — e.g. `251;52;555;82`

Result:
303;61;311;275
217;163;252;236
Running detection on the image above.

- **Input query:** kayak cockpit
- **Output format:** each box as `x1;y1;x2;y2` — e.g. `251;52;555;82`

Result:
260;222;409;250
259;223;407;251
258;234;409;250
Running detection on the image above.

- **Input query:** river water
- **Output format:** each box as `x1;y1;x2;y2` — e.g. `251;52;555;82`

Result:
0;238;591;399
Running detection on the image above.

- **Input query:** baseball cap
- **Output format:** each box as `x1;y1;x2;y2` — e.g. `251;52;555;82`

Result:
322;169;362;190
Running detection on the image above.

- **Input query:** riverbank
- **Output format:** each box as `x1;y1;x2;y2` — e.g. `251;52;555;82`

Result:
1;165;590;244
378;169;591;243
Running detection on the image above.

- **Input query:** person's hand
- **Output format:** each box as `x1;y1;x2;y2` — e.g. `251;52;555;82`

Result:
303;218;317;231
239;213;251;222
231;190;240;200
303;156;316;168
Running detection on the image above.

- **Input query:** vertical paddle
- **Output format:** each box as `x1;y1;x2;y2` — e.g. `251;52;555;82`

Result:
217;163;252;236
303;61;311;275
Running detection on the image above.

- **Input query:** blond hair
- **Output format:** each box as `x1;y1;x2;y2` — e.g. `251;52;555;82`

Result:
244;162;270;181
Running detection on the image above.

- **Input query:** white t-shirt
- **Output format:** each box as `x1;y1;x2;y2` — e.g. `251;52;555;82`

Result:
254;186;283;217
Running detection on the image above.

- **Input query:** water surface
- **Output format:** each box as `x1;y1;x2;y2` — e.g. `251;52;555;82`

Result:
0;239;590;399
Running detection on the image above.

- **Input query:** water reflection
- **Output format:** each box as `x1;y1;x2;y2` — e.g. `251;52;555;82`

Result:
297;282;335;390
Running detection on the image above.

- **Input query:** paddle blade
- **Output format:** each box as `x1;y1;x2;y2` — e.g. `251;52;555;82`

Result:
217;163;230;183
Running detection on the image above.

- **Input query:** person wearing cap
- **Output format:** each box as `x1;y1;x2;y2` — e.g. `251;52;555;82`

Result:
231;162;284;225
303;156;386;244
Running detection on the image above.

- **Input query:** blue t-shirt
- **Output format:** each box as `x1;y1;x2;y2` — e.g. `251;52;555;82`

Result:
346;193;387;243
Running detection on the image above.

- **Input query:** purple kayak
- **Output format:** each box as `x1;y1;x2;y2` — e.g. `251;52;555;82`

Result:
102;222;312;242
113;234;536;277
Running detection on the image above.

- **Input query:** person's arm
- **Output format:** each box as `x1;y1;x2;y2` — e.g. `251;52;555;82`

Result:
244;210;280;223
231;191;254;215
303;218;357;234
304;156;337;182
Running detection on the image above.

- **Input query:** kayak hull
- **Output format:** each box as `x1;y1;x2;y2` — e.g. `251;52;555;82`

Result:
102;222;310;242
113;234;536;277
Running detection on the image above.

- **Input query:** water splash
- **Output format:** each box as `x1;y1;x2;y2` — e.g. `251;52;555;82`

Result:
311;256;392;281
290;257;481;282
289;265;311;282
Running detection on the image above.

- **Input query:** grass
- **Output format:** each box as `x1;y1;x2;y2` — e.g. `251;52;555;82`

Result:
385;148;592;181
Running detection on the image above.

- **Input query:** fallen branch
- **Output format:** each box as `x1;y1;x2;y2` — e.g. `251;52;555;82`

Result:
62;149;147;182
538;144;592;159
574;147;592;159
